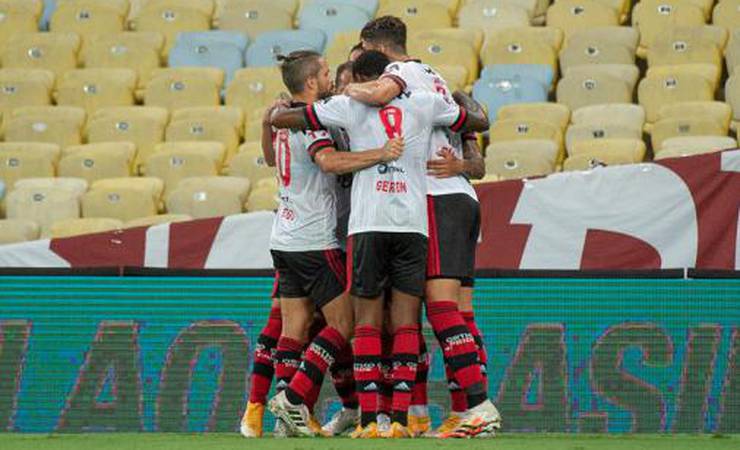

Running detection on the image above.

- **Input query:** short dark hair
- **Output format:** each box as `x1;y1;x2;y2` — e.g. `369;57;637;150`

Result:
349;42;363;56
360;16;407;52
352;50;390;81
335;61;353;85
276;50;323;95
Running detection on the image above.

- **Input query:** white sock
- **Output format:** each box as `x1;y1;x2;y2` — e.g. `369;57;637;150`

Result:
409;405;429;417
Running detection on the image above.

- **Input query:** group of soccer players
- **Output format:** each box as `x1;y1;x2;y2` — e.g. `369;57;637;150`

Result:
239;16;501;439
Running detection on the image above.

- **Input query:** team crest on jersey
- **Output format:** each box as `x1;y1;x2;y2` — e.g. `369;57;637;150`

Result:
377;163;406;175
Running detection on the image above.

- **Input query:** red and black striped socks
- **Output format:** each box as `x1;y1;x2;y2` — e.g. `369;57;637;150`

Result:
248;306;282;405
462;310;489;392
411;335;429;411
274;336;305;394
285;326;347;407
353;325;382;427
330;343;359;409
390;325;420;426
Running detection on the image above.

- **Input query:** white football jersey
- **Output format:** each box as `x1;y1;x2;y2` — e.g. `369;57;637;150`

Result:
269;122;340;252
382;60;478;200
307;91;466;237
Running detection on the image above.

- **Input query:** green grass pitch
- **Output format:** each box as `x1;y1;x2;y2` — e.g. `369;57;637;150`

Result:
0;434;736;450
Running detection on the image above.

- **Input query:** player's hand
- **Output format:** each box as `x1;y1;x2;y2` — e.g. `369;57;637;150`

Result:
427;147;464;178
263;98;291;126
381;137;405;162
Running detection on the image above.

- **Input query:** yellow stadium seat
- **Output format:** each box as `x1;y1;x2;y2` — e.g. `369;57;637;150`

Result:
62;141;136;162
152;141;226;167
546;0;619;38
49;217;123;238
657;101;732;130
324;30;360;68
91;176;164;205
489;26;565;53
559;39;634;72
215;0;293;40
713;0;740;32
490;118;562;145
0;69;53;116
480;30;557;70
0;33;80;79
144;72;222;111
177;175;251;201
563;64;639;91
217;0;298;15
166;177;249;218
408;38;478;85
569;137;646;161
0;0;43;18
632;0;706;57
433;65;468;92
4;106;85;148
58;143;134;184
563;142;645;171
458;0;531;37
55;68;137;114
376;2;452;33
570;103;646;131
81;185;158;222
130;2;212;56
145;144;224;194
659;25;728;53
0;3;39;43
650;117;726;150
226;67;285;112
485;139;558;180
50;2;126;43
411;28;485;53
245;186;278;212
590;0;632;22
86;106;169;174
80;32;164;90
656;135;738;159
124;213;192;228
646;63;720;91
565;123;642;154
647;35;721;72
166;118;240;161
725;73;740;129
0;151;55;191
556;72;632;111
171;106;245;137
13;177;87;197
0;142;62;166
566;26;639;53
638;71;714;123
226;141;276;184
0;218;40;244
497;102;571;130
6;186;80;237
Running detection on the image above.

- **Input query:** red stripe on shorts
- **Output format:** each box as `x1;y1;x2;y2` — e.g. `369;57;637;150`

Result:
426;196;441;277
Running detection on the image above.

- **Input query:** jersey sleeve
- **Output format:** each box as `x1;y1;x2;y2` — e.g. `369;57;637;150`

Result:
304;129;335;162
428;92;468;133
306;95;352;131
380;61;409;93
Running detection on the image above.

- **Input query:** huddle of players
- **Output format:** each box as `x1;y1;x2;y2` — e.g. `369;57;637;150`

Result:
240;16;501;439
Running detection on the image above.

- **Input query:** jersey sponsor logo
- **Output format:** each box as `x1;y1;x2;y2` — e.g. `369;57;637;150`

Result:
375;180;408;193
377;163;406;175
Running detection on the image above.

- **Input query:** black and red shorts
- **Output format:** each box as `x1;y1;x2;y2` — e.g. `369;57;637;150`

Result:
426;194;480;287
271;249;346;308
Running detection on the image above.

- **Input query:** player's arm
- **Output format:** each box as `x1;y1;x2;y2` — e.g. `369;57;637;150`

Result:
462;134;486;179
426;134;486;179
270;106;310;130
315;137;404;175
343;77;402;106
452;91;489;133
260;102;288;167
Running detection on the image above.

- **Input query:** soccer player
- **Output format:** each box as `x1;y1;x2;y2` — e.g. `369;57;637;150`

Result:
343;16;500;438
264;50;406;438
270;50;490;438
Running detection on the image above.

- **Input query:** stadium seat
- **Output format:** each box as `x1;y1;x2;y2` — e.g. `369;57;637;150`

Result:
145;143;224;194
472;74;548;121
647;35;721;72
169;36;245;86
657;101;732;130
638;71;714;124
485;139;558;180
0;33;79;78
480;64;554;92
80;32;164;90
81;185;158;222
172;106;245;137
246;29;327;67
497;102;571;131
245;185;278;212
298;1;370;43
563;139;646;171
4;106;85;148
6;186;80;237
130;2;212;56
123;213;192;228
86;106;169;174
656;135;738;159
563;64;640;91
570;103;646;131
305;0;378;17
556;72;632;111
55;68;137;114
412;28;485;54
0;1;40;43
0;218;40;244
376;2;452;33
0;69;54;116
49;217;123;238
559;40;635;72
144;69;222;111
646;63;719;92
0;150;55;189
226;141;276;184
176;30;250;52
656;25;728;54
713;0;740;32
490;118;562;145
14;176;87;196
650;117;726;150
458;1;530;36
0;142;60;168
215;0;293;40
566;26;639;53
726;32;740;77
58;142;134;184
91;176;164;205
632;0;705;57
546;0;619;38
408;41;476;86
480;29;557;71
166;118;240;161
49;1;125;43
166;178;249;218
432;65;468;92
565;123;643;154
225;67;286;112
324;30;360;67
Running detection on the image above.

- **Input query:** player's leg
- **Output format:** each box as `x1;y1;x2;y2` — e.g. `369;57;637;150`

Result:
409;333;430;436
459;284;488;393
323;341;360;435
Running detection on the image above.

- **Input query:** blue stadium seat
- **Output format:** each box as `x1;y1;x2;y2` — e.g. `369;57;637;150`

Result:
298;1;370;43
246;30;327;66
473;76;549;122
0;180;5;202
302;0;378;17
39;0;56;30
168;41;244;86
176;31;250;53
480;64;555;91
